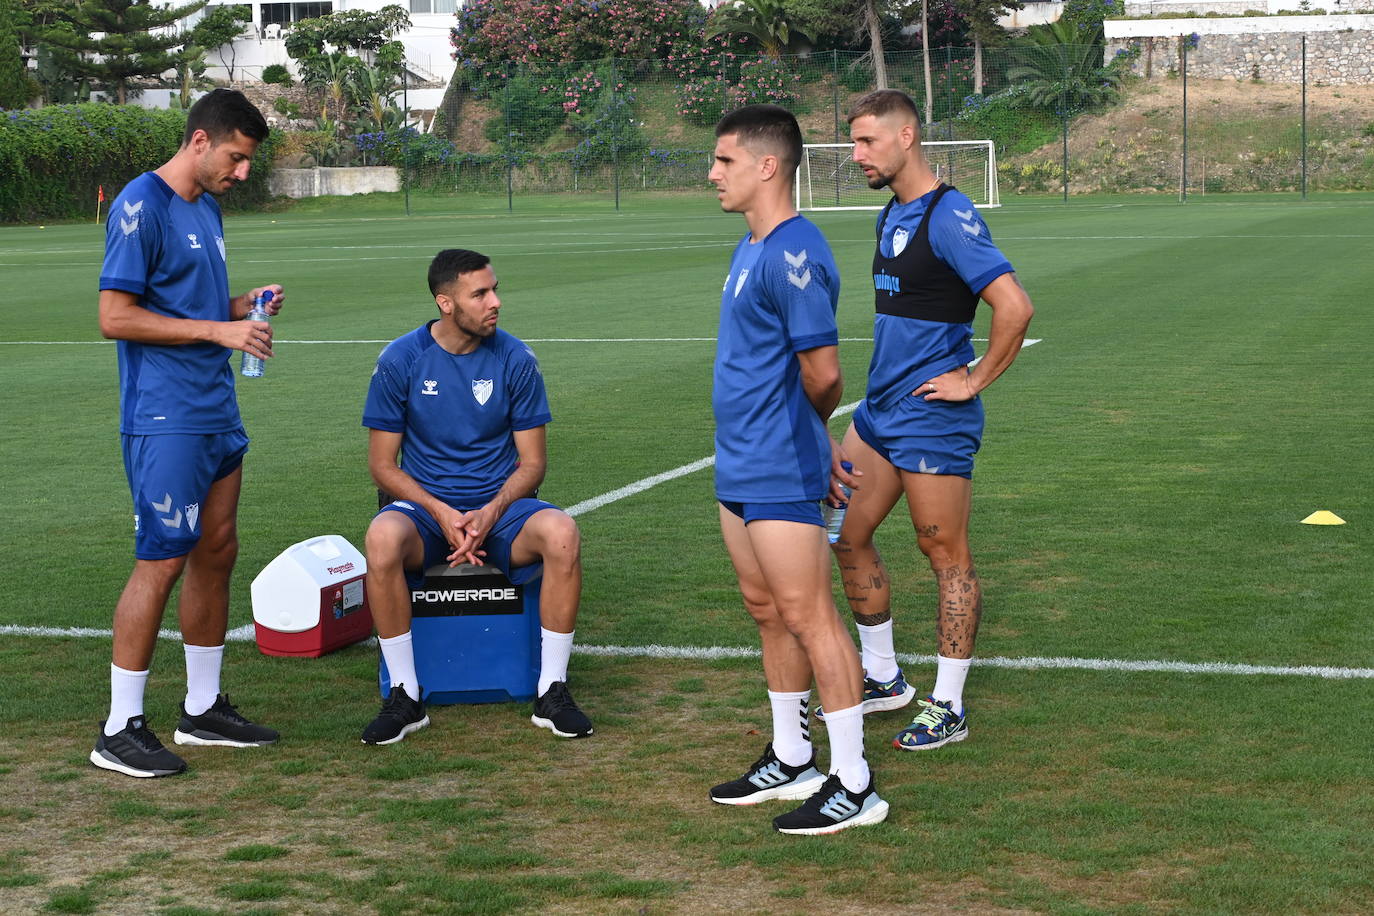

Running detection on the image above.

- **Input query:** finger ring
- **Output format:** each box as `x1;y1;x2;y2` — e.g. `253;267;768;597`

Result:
928;384;936;391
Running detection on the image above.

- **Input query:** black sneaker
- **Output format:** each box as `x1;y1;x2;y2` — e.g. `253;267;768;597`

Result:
772;772;890;835
173;694;279;748
361;686;430;745
90;716;188;778
531;681;593;738
710;742;826;806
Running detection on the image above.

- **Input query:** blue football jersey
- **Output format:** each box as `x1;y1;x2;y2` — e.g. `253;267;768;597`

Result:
865;188;1013;413
362;324;552;508
713;215;840;503
99;172;239;435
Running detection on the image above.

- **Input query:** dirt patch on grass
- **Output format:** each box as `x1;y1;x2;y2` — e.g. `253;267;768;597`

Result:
1005;78;1374;193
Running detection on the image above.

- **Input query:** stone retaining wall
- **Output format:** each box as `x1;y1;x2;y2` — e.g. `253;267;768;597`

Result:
1105;14;1374;84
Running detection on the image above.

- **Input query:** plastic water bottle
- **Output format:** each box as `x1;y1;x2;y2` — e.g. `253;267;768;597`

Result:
825;460;854;545
240;290;273;378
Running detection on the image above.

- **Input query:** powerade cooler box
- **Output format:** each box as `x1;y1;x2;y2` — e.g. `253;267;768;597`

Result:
251;535;373;657
380;563;542;704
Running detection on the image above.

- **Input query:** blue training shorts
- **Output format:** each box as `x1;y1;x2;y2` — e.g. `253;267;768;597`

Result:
123;429;249;560
853;395;983;479
720;499;824;527
378;496;558;587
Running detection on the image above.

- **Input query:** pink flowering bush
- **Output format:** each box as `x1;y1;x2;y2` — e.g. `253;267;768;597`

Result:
452;0;702;81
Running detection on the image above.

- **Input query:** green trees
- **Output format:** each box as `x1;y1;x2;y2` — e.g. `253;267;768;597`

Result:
0;0;38;109
951;0;1022;94
705;0;816;59
41;0;208;104
1006;19;1124;113
285;5;409;123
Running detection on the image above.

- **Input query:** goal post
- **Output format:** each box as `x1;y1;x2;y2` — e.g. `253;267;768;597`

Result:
796;140;1000;211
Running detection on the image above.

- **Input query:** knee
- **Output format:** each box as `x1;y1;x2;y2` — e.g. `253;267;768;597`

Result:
364;520;408;570
194;524;238;569
740;589;781;629
918;536;970;571
539;513;581;568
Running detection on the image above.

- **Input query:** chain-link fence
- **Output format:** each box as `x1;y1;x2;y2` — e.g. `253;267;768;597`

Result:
352;43;1373;211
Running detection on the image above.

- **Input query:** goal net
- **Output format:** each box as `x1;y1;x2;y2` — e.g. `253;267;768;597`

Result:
796;141;1000;211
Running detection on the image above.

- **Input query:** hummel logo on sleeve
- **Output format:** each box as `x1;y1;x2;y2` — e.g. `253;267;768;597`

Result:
783;249;807;268
953;209;973;220
119;200;143;236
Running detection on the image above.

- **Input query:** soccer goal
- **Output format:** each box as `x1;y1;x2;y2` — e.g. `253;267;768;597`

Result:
796;140;1000;211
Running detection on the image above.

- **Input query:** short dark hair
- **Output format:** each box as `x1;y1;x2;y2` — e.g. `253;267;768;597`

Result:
428;249;491;296
183;89;269;146
847;89;921;125
715;104;803;178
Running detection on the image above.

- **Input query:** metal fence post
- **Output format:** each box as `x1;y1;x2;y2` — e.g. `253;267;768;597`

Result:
832;49;840;142
403;66;410;217
505;61;514;211
1181;36;1188;202
613;57;620;212
1061;62;1069;202
1301;34;1308;200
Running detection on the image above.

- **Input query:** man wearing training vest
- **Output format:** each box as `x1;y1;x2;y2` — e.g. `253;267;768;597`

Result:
823;89;1034;752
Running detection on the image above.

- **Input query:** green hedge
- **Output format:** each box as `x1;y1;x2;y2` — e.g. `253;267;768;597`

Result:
0;104;278;223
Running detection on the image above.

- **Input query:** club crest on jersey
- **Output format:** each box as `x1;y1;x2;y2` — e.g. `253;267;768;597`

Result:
185;502;200;532
892;227;909;256
215;236;226;260
734;269;749;296
472;378;494;405
421;379;439;396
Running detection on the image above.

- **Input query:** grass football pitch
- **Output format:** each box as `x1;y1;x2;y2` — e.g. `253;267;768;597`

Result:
1;190;1372;914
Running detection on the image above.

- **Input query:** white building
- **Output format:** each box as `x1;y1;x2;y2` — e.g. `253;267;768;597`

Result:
201;0;460;87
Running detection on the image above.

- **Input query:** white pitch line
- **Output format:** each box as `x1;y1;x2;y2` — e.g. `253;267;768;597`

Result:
574;644;1374;680
2;625;1366;680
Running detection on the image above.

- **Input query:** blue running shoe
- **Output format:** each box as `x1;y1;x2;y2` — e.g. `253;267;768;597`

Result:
893;696;968;751
814;670;918;723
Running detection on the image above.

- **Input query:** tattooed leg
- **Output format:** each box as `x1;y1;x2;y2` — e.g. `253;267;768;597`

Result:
934;564;981;660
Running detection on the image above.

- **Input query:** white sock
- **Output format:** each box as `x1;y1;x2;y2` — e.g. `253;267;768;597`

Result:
183;643;224;716
107;664;149;736
538;628;574;697
767;689;813;767
932;654;973;715
821;703;871;793
856;620;899;683
379;631;420;701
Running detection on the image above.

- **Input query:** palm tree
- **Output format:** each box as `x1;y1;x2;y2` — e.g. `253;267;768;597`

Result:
706;0;816;59
1007;20;1124;112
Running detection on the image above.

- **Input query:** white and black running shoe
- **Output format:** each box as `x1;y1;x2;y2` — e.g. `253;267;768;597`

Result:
531;681;593;738
90;716;188;778
709;743;826;806
174;694;279;747
772;772;890;835
361;686;430;745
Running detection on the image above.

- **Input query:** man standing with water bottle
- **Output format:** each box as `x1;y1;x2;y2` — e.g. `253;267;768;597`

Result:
92;90;284;778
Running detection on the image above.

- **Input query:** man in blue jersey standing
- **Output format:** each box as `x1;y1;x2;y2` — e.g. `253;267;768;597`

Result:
358;249;592;745
93;90;284;778
829;89;1034;751
705;105;888;835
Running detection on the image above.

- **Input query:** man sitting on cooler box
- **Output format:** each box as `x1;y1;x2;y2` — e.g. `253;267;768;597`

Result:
358;248;592;744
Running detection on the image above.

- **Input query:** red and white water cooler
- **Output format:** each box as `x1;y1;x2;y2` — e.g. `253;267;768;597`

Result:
252;535;373;657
